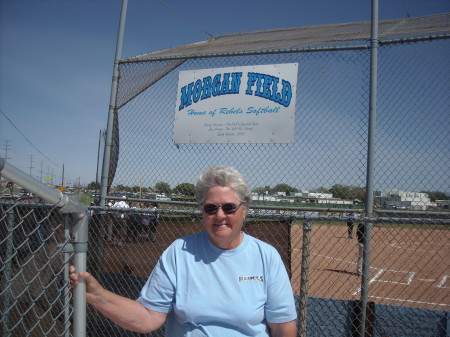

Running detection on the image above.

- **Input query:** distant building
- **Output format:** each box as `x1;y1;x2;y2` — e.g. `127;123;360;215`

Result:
436;200;449;209
296;196;353;206
291;190;351;205
252;193;293;202
293;191;333;199
374;189;432;210
252;190;353;207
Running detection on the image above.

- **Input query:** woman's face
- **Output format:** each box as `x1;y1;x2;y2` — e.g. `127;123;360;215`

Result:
202;186;247;250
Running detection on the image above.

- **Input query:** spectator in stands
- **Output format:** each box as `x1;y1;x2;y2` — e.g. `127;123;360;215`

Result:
111;196;129;245
105;199;115;242
138;202;158;242
148;202;159;242
70;166;297;336
127;202;142;242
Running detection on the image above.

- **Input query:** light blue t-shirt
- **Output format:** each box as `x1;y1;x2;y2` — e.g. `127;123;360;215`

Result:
137;231;297;336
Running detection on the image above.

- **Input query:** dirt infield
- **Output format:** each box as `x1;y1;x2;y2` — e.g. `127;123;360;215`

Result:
291;224;450;310
99;219;291;276
99;220;449;311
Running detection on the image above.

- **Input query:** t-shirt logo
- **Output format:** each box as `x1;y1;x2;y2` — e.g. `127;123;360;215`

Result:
239;275;264;282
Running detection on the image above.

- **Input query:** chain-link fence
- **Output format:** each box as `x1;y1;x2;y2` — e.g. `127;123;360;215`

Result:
1;201;71;337
1;13;449;337
0;158;90;337
101;13;449;337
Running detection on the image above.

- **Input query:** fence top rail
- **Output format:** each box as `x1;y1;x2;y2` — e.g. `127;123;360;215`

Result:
119;45;371;64
0;157;87;216
99;200;449;217
102;200;365;214
91;206;449;225
120;13;449;63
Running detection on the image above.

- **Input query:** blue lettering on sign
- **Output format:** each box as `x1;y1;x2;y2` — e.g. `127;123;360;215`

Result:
187;109;206;115
219;107;243;115
179;69;293;111
245;72;292;107
179;72;243;110
246;106;280;116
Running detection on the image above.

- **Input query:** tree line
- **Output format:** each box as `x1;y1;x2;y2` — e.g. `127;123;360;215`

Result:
253;184;366;201
87;181;448;202
87;181;196;196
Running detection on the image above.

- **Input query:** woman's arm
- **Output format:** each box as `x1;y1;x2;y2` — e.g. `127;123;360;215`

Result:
69;266;167;333
267;320;297;337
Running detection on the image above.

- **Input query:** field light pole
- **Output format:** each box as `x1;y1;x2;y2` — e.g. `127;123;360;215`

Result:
99;0;128;207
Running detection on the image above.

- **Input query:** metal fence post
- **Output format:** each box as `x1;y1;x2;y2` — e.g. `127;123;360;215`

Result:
298;220;312;337
357;219;373;336
63;214;72;337
72;214;89;337
2;208;14;337
358;0;379;335
99;0;128;207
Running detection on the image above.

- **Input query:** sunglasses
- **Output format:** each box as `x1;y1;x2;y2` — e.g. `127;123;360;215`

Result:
202;203;243;215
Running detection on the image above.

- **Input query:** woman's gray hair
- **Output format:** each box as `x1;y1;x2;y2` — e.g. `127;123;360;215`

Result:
195;166;252;206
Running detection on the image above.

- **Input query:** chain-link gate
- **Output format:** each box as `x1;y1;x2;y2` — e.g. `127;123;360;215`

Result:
1;201;71;337
1;13;449;337
1;158;89;337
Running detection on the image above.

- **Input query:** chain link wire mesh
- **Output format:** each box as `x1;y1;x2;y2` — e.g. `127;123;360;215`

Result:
1;14;449;337
100;17;449;336
1;189;74;337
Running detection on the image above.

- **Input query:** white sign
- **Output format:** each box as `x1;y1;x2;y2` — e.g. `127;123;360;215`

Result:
173;63;298;144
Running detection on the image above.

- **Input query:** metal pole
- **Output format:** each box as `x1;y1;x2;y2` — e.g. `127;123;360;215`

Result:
63;214;71;337
95;130;102;195
99;0;128;207
2;209;14;337
0;157;86;215
72;214;89;337
359;0;378;335
298;221;312;337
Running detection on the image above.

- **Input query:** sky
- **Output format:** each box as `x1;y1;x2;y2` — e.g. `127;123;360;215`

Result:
0;0;449;187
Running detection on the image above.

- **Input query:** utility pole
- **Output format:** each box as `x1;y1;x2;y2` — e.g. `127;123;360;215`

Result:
62;164;65;189
3;140;11;160
39;161;44;182
1;140;11;181
29;155;34;176
47;165;51;185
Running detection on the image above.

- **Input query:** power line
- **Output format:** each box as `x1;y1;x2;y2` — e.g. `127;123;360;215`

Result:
400;0;411;18
0;108;61;167
154;0;215;39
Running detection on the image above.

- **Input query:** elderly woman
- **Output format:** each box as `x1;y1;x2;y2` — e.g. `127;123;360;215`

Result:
70;166;297;336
